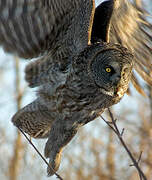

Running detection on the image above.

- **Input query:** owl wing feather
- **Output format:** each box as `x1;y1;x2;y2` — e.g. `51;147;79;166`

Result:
12;98;53;138
0;0;94;59
91;0;114;42
110;0;152;95
92;0;152;95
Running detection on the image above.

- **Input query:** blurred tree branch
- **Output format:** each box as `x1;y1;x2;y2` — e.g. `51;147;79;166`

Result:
8;57;25;180
106;129;115;180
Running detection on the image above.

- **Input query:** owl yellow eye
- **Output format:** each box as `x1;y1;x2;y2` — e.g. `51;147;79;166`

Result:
105;67;111;73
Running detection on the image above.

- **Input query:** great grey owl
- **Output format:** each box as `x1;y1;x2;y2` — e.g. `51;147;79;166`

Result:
0;0;152;176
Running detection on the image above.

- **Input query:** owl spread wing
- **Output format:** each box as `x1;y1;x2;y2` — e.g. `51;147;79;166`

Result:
91;0;114;42
92;0;152;95
0;0;94;59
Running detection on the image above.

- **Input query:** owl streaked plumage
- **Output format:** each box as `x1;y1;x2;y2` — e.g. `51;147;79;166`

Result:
0;0;152;176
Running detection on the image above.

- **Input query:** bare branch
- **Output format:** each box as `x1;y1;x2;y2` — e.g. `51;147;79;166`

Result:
18;127;64;180
120;128;125;137
130;151;143;167
101;108;147;180
8;57;24;180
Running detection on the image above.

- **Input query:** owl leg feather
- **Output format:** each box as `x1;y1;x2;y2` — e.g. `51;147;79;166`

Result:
12;99;54;138
44;119;78;176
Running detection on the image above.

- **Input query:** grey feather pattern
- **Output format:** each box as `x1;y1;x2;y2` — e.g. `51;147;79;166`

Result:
0;0;93;58
0;0;151;176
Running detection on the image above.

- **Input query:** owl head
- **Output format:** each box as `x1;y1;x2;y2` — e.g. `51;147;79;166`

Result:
74;42;134;102
88;43;133;99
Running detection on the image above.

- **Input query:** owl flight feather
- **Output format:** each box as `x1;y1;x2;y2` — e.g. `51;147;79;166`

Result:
0;0;152;176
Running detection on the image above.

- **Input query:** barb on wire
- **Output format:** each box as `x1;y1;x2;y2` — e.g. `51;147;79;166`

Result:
101;108;147;180
18;127;63;180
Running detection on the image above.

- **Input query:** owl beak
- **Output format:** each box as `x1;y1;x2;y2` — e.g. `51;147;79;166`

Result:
110;74;121;86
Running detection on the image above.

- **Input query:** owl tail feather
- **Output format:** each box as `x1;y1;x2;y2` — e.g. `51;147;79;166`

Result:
12;99;53;138
44;120;78;176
